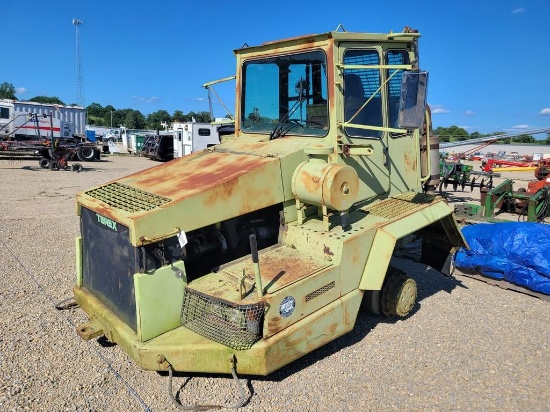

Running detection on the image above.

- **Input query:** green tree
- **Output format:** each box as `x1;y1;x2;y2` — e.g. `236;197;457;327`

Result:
434;126;469;142
186;111;196;123
86;102;106;117
195;111;212;123
487;131;508;144
108;109;128;128
545;133;550;145
28;96;65;105
100;105;118;127
0;82;16;99
513;134;535;144
146;110;171;130
125;110;146;129
172;110;185;122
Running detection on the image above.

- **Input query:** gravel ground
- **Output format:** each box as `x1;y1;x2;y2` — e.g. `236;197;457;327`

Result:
0;155;549;411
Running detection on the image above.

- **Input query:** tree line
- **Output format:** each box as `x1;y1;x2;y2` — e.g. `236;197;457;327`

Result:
434;126;550;145
0;81;212;130
2;81;548;141
86;103;211;130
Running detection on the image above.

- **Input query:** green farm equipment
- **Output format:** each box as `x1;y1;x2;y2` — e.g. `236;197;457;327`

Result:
73;27;466;399
480;179;550;222
439;160;499;192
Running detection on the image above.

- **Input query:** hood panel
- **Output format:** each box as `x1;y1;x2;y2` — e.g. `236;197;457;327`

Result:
78;148;285;245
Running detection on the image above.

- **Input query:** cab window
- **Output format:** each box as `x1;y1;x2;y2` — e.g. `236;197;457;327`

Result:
241;50;328;137
343;49;382;138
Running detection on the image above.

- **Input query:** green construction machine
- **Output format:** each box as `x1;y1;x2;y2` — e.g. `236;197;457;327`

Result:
73;27;466;385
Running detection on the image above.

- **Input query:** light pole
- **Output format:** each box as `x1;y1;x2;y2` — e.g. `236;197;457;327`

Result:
110;110;113;127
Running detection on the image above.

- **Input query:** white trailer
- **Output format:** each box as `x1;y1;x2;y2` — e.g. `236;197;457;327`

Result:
172;122;221;158
0;99;86;140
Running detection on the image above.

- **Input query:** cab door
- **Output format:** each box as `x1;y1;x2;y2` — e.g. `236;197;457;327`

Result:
340;46;390;203
339;46;420;202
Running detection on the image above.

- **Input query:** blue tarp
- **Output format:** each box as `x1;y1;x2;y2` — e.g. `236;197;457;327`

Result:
455;222;550;295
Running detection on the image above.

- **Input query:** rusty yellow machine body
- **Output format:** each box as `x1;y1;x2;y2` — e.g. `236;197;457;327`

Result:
74;28;466;375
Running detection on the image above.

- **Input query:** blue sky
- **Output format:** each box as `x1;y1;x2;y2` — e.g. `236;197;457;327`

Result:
3;1;549;135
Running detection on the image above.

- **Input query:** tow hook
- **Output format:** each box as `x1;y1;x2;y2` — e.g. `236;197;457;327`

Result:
76;320;104;340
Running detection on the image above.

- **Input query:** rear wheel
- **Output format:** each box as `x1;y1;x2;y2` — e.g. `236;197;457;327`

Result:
39;158;50;169
381;267;417;317
77;146;96;161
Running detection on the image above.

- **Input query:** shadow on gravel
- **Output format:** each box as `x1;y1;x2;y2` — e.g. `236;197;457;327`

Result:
18;165;101;173
439;191;478;203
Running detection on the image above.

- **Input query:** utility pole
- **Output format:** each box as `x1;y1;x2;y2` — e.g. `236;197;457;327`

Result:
73;19;85;107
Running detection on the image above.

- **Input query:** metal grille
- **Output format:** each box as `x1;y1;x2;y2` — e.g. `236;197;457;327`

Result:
85;182;171;213
181;288;264;350
306;281;335;302
366;193;436;219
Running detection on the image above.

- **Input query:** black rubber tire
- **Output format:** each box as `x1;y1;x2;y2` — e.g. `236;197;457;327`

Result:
381;267;417;317
39;158;50;169
77;146;96;161
360;290;382;314
72;163;83;173
50;161;60;171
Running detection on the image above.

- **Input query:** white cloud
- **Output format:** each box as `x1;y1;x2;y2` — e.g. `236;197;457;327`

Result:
430;105;450;114
465;110;474;116
539;108;550;115
192;97;206;102
132;95;159;103
15;87;27;94
512;7;525;14
511;124;530;129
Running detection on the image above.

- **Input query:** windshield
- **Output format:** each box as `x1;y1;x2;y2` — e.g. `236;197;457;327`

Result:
241;50;328;138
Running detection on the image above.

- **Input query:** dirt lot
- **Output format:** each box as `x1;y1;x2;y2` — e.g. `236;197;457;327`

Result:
1;154;549;411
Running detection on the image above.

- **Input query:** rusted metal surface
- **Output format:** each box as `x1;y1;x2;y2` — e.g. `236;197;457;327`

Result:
263;289;362;372
292;161;359;211
189;245;331;303
77;146;289;244
75;320;104;340
264;265;341;338
126;151;268;199
262;33;319;46
403;147;418;172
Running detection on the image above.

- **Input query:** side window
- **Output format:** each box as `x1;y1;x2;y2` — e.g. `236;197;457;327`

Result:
387;50;410;129
198;128;211;136
343;49;382;138
0;107;9;119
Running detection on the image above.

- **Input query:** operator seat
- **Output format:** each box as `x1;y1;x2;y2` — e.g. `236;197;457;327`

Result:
344;73;382;138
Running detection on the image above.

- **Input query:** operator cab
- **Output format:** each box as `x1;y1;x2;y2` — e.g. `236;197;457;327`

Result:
238;35;426;143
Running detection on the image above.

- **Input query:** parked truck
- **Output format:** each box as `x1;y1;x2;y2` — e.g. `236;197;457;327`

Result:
140;121;235;162
73;27;466;398
172;121;229;158
0;99;100;162
0;99;86;140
